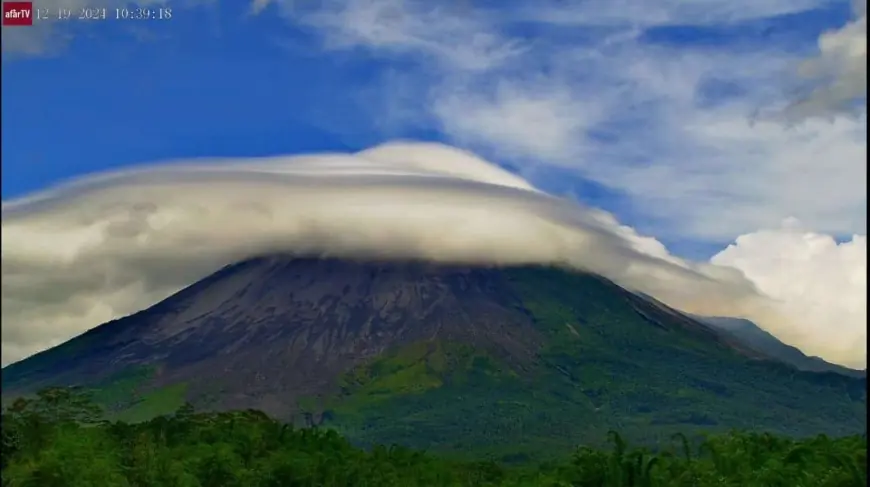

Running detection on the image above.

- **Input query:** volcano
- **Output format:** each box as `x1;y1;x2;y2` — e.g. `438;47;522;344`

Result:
2;256;865;459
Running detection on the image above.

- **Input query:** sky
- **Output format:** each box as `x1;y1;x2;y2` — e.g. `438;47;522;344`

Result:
1;0;866;368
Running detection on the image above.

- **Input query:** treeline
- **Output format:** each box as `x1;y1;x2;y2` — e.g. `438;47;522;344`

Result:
1;387;866;487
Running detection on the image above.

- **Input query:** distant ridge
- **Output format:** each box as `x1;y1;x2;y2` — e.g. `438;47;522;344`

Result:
698;316;866;378
632;291;865;378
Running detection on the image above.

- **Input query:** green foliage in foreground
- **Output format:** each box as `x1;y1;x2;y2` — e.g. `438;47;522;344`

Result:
2;387;867;487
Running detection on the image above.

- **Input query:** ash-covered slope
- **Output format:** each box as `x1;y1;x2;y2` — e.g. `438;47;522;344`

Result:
3;257;542;414
3;257;865;457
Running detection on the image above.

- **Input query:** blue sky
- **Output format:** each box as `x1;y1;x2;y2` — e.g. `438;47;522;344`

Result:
3;1;864;260
2;2;380;193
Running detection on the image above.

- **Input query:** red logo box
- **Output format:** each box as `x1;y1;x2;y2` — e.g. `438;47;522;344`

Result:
3;2;33;26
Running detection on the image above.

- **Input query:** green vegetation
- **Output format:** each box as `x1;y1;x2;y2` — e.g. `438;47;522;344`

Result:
88;367;158;410
57;366;188;423
112;382;189;423
2;387;866;487
313;268;865;461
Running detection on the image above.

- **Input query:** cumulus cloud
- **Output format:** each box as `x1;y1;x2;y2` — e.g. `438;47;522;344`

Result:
1;142;866;369
712;221;867;366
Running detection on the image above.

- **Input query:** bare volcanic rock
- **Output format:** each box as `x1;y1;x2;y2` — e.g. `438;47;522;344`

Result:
4;257;543;417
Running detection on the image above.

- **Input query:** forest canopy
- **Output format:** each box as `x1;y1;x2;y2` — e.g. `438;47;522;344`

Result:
1;387;866;487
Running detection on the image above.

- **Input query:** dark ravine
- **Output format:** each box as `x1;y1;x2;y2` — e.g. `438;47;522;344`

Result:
3;256;866;456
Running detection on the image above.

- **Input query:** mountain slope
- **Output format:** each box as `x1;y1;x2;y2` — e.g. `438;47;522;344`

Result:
2;257;865;459
3;257;543;416
699;316;866;378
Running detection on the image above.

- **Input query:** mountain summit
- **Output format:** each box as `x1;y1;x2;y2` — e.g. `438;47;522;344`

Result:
3;256;865;458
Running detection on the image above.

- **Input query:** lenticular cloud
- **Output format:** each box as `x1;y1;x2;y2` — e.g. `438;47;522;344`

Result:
1;142;865;368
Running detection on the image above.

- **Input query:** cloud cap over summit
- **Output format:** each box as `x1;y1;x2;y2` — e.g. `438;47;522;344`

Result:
2;142;865;369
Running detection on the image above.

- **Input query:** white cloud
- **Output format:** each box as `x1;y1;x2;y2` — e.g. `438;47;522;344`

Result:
588;110;867;239
431;79;605;162
277;0;866;241
1;142;865;369
430;48;866;240
712;221;867;366
784;0;867;118
518;0;837;27
276;0;526;71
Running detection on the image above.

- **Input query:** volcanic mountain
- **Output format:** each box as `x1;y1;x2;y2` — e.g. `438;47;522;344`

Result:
2;256;865;459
